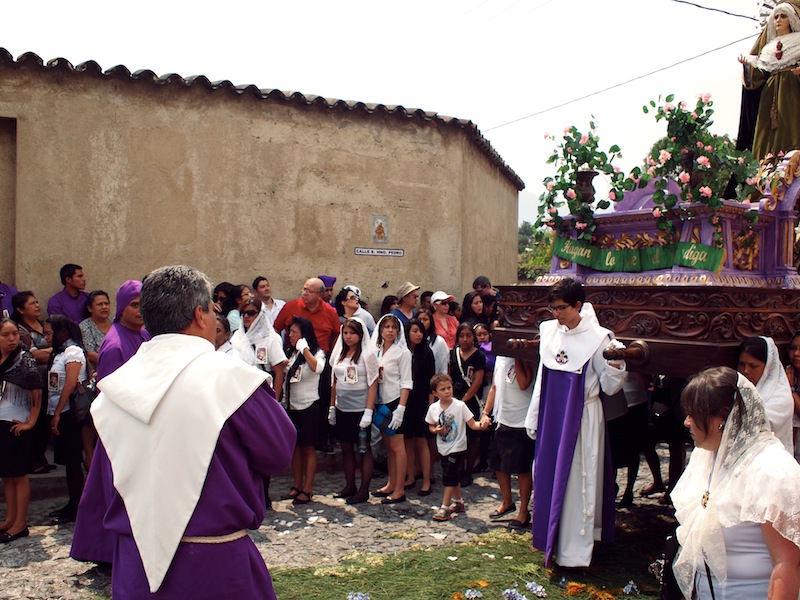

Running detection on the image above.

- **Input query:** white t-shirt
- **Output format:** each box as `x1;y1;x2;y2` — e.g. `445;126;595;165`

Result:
47;344;88;415
285;349;326;411
333;357;369;412
492;356;533;428
425;398;474;456
429;336;449;375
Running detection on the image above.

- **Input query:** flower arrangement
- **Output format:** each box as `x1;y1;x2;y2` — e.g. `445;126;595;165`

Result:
536;121;633;242
640;93;759;246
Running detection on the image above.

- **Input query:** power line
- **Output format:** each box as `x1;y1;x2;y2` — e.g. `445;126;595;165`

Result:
484;33;758;132
670;0;759;21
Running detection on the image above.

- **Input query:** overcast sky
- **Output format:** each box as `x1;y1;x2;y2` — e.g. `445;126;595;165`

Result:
1;0;765;222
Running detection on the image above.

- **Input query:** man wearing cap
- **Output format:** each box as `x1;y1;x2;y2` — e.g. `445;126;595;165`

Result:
391;282;420;325
73;265;296;598
71;279;152;565
319;274;336;305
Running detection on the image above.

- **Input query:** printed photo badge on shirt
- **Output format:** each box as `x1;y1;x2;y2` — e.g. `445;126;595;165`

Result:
344;364;358;384
256;347;267;364
378;365;384;383
289;368;302;384
555;350;568;364
48;370;62;393
505;364;516;384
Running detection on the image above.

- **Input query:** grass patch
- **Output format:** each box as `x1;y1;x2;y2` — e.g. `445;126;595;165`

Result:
272;522;667;600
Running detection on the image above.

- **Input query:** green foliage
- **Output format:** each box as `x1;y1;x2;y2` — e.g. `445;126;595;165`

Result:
518;230;554;281
518;220;534;254
639;93;759;246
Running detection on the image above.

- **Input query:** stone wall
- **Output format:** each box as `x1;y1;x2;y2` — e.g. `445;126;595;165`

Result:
0;51;523;313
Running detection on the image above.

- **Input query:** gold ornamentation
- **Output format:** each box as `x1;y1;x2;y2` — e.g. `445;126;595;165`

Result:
733;229;759;271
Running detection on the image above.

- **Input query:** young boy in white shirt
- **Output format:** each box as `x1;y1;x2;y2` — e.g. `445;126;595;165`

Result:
425;373;485;521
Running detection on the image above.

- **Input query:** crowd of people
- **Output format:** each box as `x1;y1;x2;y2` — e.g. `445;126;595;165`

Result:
3;265;800;598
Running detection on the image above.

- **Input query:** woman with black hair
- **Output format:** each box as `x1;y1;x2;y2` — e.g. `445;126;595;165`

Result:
380;295;399;317
0;318;41;542
283;316;326;505
403;318;436;496
416;308;449;375
45;314;89;524
737;336;794;452
220;284;252;333
330;317;379;504
459;291;487;328
78;290;112;368
449;322;486;486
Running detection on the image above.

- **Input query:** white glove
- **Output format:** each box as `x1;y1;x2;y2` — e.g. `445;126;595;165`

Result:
606;339;626;370
328;405;336;426
389;404;406;430
526;428;537;441
295;338;310;354
359;408;374;429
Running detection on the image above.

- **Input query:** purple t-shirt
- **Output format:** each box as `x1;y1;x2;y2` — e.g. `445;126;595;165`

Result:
47;289;90;323
0;282;18;317
96;323;151;381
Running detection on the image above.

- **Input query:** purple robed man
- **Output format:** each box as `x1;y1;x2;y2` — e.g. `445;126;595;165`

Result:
524;279;625;568
71;279;150;564
73;265;295;599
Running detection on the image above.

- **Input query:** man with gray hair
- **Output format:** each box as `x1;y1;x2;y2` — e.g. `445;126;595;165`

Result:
74;265;296;598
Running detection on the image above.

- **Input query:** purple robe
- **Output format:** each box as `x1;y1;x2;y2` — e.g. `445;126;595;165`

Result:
96;323;151;382
71;322;150;563
79;385;295;599
0;281;19;317
47;289;90;324
532;366;615;565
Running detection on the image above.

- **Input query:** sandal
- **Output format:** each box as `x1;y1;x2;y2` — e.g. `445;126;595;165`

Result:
292;490;313;505
283;486;302;500
432;506;453;521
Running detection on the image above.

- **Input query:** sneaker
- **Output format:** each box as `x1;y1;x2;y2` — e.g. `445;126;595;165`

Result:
432;506;453;521
450;500;466;513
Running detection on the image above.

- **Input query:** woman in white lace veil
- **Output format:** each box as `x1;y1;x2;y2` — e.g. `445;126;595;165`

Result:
230;297;288;393
671;366;800;599
737;336;795;452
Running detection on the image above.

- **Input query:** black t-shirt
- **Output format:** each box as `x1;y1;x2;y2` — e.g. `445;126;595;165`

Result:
448;347;486;401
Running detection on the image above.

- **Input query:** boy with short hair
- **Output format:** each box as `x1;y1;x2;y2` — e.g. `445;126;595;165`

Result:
425;373;485;521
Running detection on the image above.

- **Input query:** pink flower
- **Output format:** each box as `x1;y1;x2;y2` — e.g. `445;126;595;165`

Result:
697;156;711;168
700;186;713;198
679;172;691;184
738;157;745;164
664;102;675;112
653;208;662;218
670;137;676;142
698;92;712;103
691;112;698;119
580;134;589;145
687;192;693;200
647;166;656;177
746;176;759;186
575;221;588;230
712;216;719;224
680;101;688;110
566;146;573;154
613;165;621;173
704;145;713;153
566;189;577;199
742;198;751;205
547;181;555;191
609;190;617;200
543;132;550;139
696;141;704;148
547;206;558;214
659;149;672;164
